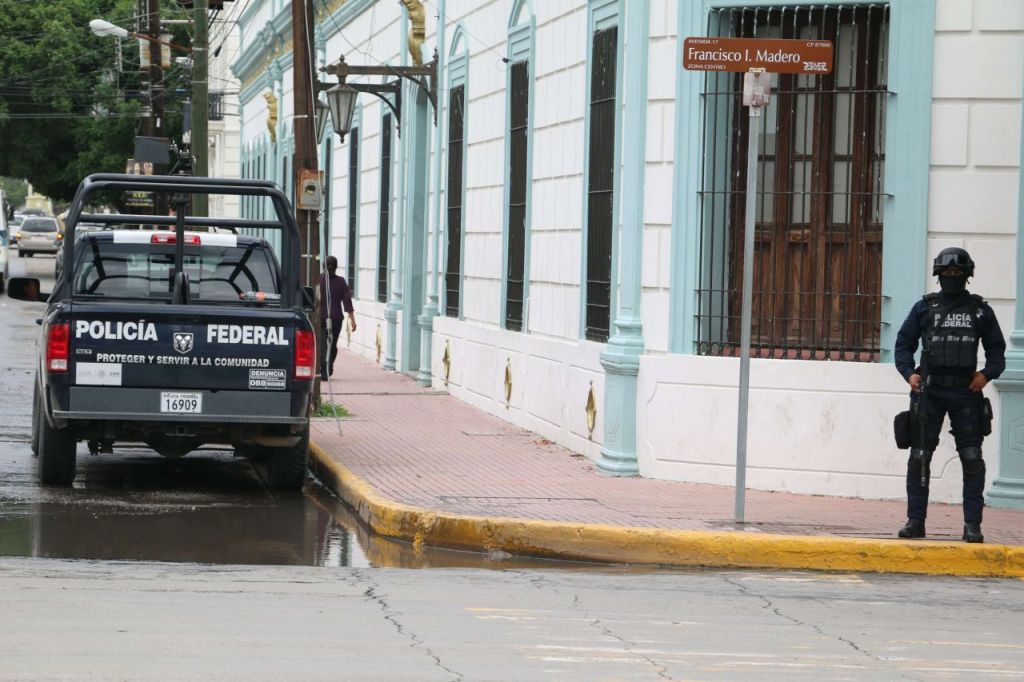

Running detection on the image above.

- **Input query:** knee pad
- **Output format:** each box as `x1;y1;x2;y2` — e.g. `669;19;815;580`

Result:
959;446;985;475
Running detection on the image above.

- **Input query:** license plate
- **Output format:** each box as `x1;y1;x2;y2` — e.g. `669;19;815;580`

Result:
160;392;202;414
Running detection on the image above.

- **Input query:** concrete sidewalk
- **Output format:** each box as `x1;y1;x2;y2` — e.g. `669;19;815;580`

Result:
309;349;1024;578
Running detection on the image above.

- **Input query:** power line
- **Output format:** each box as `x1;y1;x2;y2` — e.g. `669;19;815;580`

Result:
0;113;145;120
420;0;510;65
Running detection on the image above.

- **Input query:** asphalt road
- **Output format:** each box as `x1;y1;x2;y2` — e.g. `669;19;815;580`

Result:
1;247;1023;681
3;557;1024;681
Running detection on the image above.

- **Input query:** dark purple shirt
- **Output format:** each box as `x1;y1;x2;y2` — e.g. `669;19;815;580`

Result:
319;273;354;320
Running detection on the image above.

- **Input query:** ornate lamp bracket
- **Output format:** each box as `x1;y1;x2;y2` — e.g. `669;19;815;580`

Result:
320;51;439;138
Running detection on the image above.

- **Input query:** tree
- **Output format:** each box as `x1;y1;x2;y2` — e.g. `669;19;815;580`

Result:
0;177;28;209
0;0;188;203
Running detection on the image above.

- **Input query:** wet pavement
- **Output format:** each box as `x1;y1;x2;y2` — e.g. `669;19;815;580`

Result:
0;248;612;571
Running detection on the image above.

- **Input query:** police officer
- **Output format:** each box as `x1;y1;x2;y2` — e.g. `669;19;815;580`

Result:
894;248;1005;543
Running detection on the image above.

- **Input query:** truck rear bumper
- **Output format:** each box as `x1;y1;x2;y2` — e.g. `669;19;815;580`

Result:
57;386;307;425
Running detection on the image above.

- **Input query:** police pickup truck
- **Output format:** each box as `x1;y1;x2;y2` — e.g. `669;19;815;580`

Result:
9;174;316;490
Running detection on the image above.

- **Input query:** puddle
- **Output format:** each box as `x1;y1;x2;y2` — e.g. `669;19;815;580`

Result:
0;450;680;573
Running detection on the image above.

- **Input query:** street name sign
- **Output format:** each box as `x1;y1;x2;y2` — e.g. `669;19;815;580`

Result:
683;37;833;74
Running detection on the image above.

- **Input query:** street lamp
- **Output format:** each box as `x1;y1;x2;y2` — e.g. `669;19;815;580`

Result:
323;84;358;142
89;18;130;39
314;97;331;144
318;53;439;140
90;18;192;52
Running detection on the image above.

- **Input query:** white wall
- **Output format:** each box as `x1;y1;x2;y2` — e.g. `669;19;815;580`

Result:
929;0;1022;329
207;5;243;218
324;1;403;362
234;0;1023;502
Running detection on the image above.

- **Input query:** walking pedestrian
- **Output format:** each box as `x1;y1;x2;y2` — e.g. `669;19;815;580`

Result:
319;255;356;378
894;248;1005;543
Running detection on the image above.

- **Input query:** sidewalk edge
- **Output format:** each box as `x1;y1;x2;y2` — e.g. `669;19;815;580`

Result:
309;443;1024;578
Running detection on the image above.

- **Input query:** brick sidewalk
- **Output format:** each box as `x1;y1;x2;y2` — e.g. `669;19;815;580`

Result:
311;349;1024;547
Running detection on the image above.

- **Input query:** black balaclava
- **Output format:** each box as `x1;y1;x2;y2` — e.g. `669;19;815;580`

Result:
939;274;967;295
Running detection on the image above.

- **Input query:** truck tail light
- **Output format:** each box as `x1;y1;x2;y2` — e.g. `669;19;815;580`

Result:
46;323;70;373
294;330;315;379
152;233;201;245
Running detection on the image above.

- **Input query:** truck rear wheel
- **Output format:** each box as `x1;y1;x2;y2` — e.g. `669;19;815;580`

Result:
31;381;41;457
266;427;308;491
38;413;77;486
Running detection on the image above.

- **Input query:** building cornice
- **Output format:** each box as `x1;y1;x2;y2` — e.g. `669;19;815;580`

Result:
232;0;375;98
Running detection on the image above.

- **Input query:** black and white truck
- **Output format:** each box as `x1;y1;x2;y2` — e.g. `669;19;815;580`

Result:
10;174;317;490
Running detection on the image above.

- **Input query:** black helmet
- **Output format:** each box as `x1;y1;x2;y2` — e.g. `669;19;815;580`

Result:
933;247;974;277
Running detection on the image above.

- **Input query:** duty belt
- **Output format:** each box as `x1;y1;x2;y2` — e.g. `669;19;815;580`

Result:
928;374;972;389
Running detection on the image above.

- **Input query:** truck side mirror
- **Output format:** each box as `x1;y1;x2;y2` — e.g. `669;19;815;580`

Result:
301;286;315;311
7;277;48;303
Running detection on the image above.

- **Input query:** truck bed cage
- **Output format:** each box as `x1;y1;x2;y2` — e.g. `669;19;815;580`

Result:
59;174;303;307
78;214;285;232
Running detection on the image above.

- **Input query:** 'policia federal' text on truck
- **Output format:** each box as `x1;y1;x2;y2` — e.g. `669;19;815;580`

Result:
10;174;318;491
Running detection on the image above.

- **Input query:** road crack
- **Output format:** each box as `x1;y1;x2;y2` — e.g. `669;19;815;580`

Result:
723;576;923;681
354;570;464;681
562;584;678;681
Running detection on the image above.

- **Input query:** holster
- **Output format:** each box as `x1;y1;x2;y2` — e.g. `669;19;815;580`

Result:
894;410;913;449
981;397;993;437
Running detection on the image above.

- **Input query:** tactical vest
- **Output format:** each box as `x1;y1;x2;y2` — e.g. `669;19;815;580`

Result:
924;293;984;373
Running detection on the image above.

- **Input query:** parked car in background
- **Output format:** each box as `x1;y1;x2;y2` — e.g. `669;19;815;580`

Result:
10;213;25;245
17;217;61;257
0;197;8;293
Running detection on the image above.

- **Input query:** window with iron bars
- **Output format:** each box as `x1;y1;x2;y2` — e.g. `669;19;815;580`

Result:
505;60;529;332
348;127;359;296
282;154;291;204
323;140;332;250
241;156;248;218
585;24;618;342
445;86;465;318
378;114;392;303
208;91;224;121
695;5;889;362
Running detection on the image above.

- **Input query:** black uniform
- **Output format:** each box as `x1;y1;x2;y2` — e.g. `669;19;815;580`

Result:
894;290;1005;523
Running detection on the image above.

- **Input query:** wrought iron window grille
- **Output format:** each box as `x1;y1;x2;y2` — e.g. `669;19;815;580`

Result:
695;5;890;362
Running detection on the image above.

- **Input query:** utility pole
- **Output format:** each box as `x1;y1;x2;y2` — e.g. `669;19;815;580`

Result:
139;0;164;139
138;0;164;215
292;0;322;398
192;0;209;215
292;0;319;289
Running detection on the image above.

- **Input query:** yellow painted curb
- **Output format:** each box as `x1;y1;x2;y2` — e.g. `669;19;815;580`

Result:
309;442;1024;578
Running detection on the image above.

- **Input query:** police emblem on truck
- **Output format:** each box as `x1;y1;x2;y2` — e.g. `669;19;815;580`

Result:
173;332;194;354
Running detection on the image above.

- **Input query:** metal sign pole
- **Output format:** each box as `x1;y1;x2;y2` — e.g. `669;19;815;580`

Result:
681;40;829;526
735;69;767;524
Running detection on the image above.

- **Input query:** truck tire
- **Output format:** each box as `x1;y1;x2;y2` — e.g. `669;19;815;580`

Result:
31;381;41;457
266;427;309;491
38;413;76;486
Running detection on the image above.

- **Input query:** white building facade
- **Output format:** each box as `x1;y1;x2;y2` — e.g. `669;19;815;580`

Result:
234;0;1024;506
204;4;245;218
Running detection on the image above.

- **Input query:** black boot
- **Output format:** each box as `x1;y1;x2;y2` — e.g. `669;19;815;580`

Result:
963;522;984;544
898;518;926;538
